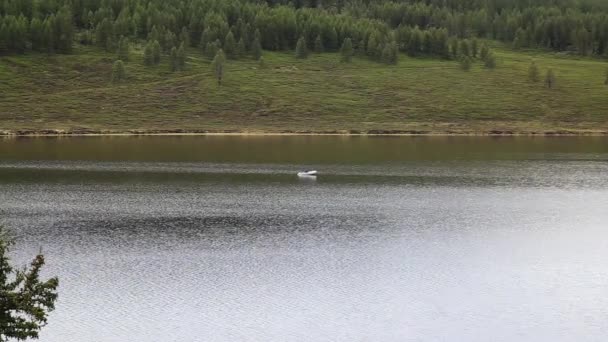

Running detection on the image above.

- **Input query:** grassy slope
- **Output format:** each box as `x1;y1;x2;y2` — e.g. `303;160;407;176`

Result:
1;42;607;133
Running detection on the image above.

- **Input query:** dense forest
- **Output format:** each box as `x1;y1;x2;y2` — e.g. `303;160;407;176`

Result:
1;0;608;61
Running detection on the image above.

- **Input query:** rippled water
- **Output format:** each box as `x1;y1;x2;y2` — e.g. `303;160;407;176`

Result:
1;136;607;341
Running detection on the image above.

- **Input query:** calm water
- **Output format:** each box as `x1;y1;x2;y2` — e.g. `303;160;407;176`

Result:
1;136;607;341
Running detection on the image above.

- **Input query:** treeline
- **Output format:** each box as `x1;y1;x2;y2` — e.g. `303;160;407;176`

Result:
1;0;607;58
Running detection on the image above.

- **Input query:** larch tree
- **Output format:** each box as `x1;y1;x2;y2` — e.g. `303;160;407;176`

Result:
224;31;236;58
112;60;126;82
0;227;59;341
459;55;472;71
484;52;496;69
170;46;178;71
480;43;489;60
471;39;478;58
143;41;154;66
236;38;246;58
152;40;161;64
177;42;186;70
295;36;308;59
251;36;262;60
117;36;129;62
179;26;190;47
211;49;226;86
314;35;324;53
340;38;353;62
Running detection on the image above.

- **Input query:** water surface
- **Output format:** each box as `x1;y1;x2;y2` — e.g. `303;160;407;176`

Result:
1;136;607;341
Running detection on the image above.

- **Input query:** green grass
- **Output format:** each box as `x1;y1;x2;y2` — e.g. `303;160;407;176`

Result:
1;42;608;134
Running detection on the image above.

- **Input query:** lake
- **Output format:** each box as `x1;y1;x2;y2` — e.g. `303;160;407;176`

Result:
1;136;607;341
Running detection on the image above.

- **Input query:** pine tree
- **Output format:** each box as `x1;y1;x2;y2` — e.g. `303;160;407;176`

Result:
117;36;129;62
340;38;353;63
180;26;190;47
471;39;478;58
528;61;540;82
206;39;221;59
112;60;126;82
143;41;154;66
295;36;308;59
152;40;161;64
480;44;489;60
177;42;187;70
251;36;262;60
449;38;459;59
211;49;226;86
459;55;472;71
224;31;236;58
357;39;366;56
170;46;178;71
545;69;556;88
0;227;59;341
459;40;470;57
236;38;246;58
484;52;496;69
314;35;324;53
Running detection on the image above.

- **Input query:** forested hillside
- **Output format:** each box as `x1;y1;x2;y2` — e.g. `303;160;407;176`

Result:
1;0;608;134
2;0;608;59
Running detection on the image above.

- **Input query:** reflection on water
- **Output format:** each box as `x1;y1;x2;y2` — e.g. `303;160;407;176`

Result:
1;136;607;341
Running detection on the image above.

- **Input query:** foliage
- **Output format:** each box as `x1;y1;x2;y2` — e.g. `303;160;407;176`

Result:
314;35;324;53
460;55;472;71
295;37;308;59
211;49;226;86
340;38;354;63
224;31;236;59
484;52;496;69
111;60;126;82
251;36;262;60
117;36;129;62
0;227;58;342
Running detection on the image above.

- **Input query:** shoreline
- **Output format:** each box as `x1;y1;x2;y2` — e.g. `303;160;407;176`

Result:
2;128;608;137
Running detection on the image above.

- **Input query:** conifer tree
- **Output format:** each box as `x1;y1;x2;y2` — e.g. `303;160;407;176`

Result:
528;61;540;82
112;60;126;82
340;38;353;62
236;38;246;58
484;52;496;69
0;227;58;341
177;42;187;70
224;31;236;58
459;40;470;57
143;41;154;66
251;36;262;60
211;49;226;86
117;36;129;61
449;38;459;59
170;46;178;71
152;40;161;64
545;69;556;88
471;39;478;58
180;26;190;47
314;35;324;53
295;36;308;59
480;44;489;60
460;55;472;71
